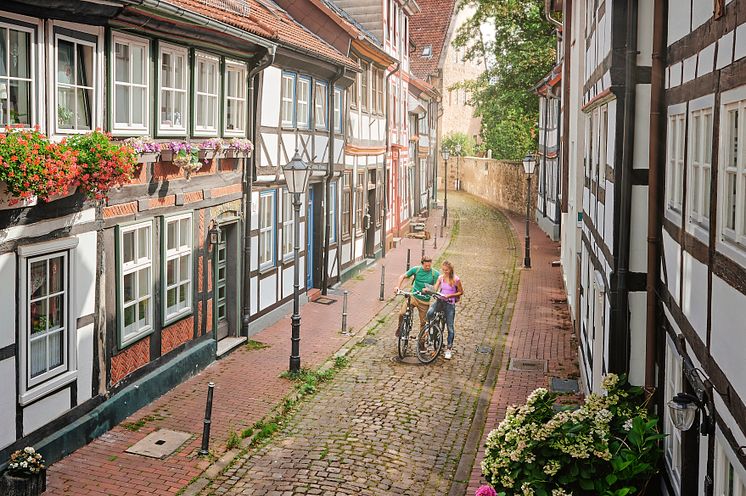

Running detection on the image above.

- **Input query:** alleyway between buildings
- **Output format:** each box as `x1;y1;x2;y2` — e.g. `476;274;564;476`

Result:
46;193;578;496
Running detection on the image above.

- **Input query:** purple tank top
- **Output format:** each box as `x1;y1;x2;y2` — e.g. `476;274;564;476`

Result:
440;276;460;304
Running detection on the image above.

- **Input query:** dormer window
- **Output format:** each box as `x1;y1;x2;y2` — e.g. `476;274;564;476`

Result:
422;45;432;57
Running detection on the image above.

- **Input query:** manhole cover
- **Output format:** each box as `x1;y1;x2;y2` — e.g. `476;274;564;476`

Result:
312;297;337;305
362;337;378;345
551;377;579;393
476;345;492;354
508;358;547;372
126;429;192;459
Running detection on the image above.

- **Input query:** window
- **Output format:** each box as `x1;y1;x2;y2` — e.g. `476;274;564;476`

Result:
163;214;192;324
361;63;369;111
281;72;296;127
714;438;746;496
224;61;247;135
112;34;148;134
329;181;337;243
315;81;327;130
159;43;188;134
333;87;342;133
194;52;219;135
297;76;311;129
688;107;713;227
721;102;746;245
667;113;686;212
119;222;153;347
376;174;384;227
342;172;352;239
663;341;683;488
56;35;95;132
259;190;276;269
0;23;34;127
355;171;365;234
351;59;359;108
282;189;294;259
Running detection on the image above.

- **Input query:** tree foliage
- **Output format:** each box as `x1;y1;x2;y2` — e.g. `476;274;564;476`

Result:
442;132;477;157
453;0;557;160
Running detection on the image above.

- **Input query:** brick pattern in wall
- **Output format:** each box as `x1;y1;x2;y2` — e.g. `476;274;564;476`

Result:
161;317;195;355
457;157;538;219
110;337;150;385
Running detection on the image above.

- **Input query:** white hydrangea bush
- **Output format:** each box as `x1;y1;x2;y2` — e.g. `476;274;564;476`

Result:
6;446;45;477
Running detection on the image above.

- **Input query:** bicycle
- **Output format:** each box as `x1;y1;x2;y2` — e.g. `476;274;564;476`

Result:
395;288;423;359
416;293;448;364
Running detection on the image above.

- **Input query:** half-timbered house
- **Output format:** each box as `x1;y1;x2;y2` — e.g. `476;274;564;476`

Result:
534;64;562;241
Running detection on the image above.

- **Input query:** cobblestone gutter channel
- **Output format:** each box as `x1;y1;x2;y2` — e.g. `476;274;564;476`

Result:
190;194;519;496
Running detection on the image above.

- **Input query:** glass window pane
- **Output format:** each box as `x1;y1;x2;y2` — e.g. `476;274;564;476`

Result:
138;268;149;298
9;80;31;126
132;87;145;125
174;91;184;127
49;256;64;294
161;52;172;88
174;54;184;89
115;43;129;83
123;272;135;303
122;231;135;263
57;87;75;128
30;338;46;378
115;85;129;124
0;28;7;77
137;299;149;327
137;226;148;259
132;45;145;84
48;329;63;369
57;39;74;85
76;88;93;130
30;260;47;299
166;288;177;312
166;259;176;286
77;44;93;87
30;299;47;334
48;294;64;330
179;255;189;282
179;284;188;305
180;218;190;246
124;303;135;328
167;220;177;251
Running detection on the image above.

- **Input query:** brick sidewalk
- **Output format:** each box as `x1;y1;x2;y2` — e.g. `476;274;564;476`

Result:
465;213;579;495
47;212;449;496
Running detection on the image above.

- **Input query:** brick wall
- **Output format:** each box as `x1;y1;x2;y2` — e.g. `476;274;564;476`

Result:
110;337;150;384
456;157;537;219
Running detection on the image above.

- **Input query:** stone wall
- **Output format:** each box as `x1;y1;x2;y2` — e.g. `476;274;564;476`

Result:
452;157;537;219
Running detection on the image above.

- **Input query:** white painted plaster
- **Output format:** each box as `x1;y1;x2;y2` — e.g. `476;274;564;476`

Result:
629;186;649;273
681;252;708;343
250;277;258;315
260;66;281;128
0;254;16;348
691;1;712;30
662;229;681;306
634;85;651;169
0;208;95;243
628;291;647;387
698;42;716;77
682;54;697;83
76;323;94;404
637;0;654;65
669;62;682;87
259;273;277;311
667;2;691;46
23;388;70;436
74;231;96;318
717;31;735;70
710;275;746;403
0;358;16;448
260;132;278;168
735;22;746;61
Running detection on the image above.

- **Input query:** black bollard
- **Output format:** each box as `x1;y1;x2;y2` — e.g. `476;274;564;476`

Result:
341;290;349;334
199;382;215;456
421;238;425;259
379;266;386;301
406;249;411;270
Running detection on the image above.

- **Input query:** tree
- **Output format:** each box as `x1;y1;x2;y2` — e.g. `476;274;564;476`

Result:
453;0;556;160
441;132;477;157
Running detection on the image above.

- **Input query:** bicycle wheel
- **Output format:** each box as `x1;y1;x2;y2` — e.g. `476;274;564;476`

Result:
416;319;444;364
397;315;411;359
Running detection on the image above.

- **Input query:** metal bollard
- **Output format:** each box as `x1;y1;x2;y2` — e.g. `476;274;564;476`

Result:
341;290;349;334
440;224;444;238
199;382;215;456
421;238;425;259
379;266;385;301
433;235;437;250
406;249;411;270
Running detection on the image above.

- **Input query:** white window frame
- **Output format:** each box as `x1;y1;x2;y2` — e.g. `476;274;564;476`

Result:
687;101;713;237
297;76;311;130
54;33;97;134
714;434;746;496
282;188;294;260
162;213;193;325
281;71;296;128
157;42;189;136
194;51;220;136
259;190;276;270
0;20;36;128
329;181;337;243
111;32;149;136
667;110;686;215
17;237;79;406
118;220;154;348
224;60;247;136
663;338;683;493
315;80;327;130
719;95;746;254
333;87;342;133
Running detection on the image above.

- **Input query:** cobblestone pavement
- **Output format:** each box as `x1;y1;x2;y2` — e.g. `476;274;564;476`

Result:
205;193;518;495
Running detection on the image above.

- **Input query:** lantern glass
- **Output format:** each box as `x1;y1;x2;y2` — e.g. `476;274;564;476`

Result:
209;224;220;246
668;398;698;431
441;148;450;161
282;151;311;195
455;143;462;155
522;153;537;175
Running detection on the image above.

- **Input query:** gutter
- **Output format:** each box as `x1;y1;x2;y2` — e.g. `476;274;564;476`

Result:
242;48;276;336
322;67;346;295
382;60;401;257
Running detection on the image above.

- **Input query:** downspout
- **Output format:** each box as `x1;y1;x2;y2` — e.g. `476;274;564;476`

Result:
541;91;550;218
544;0;563;29
382;60;401;257
561;0;572;215
645;0;666;397
551;86;561;228
610;0;638;374
241;47;276;336
322;67;346;295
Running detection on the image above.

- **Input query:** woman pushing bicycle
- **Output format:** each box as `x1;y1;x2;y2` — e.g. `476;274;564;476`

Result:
426;261;463;360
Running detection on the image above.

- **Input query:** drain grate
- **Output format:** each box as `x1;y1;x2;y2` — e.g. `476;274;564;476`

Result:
312;297;337;305
508;358;547;372
126;429;192;459
362;337;378;345
476;345;492;354
551;377;580;393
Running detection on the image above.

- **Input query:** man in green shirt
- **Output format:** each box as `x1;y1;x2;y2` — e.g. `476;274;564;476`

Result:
394;256;440;336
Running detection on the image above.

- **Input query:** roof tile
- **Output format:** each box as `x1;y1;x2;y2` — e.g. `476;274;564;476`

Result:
409;0;457;80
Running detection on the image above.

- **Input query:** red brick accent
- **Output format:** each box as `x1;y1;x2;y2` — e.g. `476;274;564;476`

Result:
197;301;203;335
185;191;204;204
161;317;194;356
198;256;204;293
103;201;138;219
110;338;150;385
132;162;147;184
206;299;213;333
153;161;184;181
220;158;237;171
149;195;176;209
207;258;213;292
211;184;242;198
199;210;205;244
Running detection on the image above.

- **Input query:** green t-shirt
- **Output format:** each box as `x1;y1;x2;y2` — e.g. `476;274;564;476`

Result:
405;266;440;301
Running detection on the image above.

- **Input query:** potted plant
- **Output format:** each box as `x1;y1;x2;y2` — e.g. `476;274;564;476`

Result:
67;130;137;201
0;126;79;209
481;374;663;496
198;138;224;161
124;137;160;164
1;446;46;495
224;138;253;159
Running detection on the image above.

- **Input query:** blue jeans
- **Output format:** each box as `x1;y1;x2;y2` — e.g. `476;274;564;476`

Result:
427;299;456;347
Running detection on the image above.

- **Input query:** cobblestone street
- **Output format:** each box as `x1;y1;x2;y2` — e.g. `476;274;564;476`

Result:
205;193;519;495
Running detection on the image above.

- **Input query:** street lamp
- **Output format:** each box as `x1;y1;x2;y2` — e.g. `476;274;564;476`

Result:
522;153;537;268
441;147;450;227
281;150;312;373
455;143;462;191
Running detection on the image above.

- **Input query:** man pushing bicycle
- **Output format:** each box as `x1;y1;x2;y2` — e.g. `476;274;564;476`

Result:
393;256;440;337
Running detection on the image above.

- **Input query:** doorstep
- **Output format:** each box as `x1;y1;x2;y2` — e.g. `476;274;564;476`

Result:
217;336;247;357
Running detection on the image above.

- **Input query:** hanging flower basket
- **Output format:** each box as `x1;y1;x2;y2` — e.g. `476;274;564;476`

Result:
66;131;137;201
198;148;221;161
176;158;202;180
45;184;78;203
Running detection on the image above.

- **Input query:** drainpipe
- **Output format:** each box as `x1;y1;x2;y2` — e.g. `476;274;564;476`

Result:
241;47;276;337
561;0;572;215
322;67;346;296
382;60;401;258
645;0;666;398
544;0;563;29
551;85;561;229
610;0;638;375
541;91;550;218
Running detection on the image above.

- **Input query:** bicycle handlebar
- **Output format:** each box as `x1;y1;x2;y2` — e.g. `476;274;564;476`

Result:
395;288;449;301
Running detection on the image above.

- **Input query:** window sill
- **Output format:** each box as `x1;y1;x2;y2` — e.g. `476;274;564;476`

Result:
20;370;78;406
156;129;189;138
163;309;193;328
119;327;154;351
111;128;150;137
259;263;276;275
685;218;709;245
193;130;220;138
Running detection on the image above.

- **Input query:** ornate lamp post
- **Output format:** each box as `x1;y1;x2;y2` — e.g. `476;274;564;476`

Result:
441;147;450;227
281;151;312;373
522;153;537;268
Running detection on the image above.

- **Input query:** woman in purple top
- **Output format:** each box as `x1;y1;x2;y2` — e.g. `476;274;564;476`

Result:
426;260;464;360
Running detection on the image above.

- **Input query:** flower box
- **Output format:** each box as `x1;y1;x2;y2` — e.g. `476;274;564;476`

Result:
224;149;252;159
160;149;175;162
176;159;202;180
1;468;46;496
137;151;160;164
198;149;223;161
46;184;78;203
0;182;37;210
